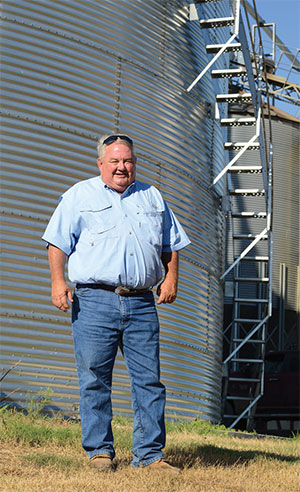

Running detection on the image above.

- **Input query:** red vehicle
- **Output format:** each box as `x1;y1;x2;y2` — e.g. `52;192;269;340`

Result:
255;350;300;436
224;350;300;436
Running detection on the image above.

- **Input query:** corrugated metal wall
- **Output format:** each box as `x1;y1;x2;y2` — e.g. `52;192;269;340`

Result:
271;116;300;313
0;0;229;422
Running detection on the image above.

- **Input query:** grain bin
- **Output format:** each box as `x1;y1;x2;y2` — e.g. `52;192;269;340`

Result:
0;0;229;422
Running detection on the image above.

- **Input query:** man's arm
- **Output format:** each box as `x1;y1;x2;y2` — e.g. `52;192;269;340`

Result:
156;251;179;305
48;244;73;312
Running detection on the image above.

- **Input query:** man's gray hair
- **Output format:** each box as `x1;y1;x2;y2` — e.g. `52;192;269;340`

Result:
97;134;135;161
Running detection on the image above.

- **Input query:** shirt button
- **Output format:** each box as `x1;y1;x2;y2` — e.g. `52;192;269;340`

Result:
129;232;132;235
125;214;128;217
130;253;134;256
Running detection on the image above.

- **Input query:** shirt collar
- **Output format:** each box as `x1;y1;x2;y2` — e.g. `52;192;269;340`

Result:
98;176;136;196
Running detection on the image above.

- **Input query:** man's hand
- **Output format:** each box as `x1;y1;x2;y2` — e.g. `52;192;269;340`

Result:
51;281;73;312
156;278;177;305
48;244;72;312
157;251;179;305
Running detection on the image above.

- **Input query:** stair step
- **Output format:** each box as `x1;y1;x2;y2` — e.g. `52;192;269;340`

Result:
234;276;269;282
235;297;269;303
231;358;264;363
230;188;265;196
229;165;262;173
220;117;256;126
200;17;235;28
195;0;224;3
224;142;260;150
233;338;265;344
223;413;250;419
229;377;261;383
206;43;242;53
227;396;253;401
232;212;267;218
233;233;268;240
212;68;248;78
234;256;269;262
216;93;252;103
233;318;267;324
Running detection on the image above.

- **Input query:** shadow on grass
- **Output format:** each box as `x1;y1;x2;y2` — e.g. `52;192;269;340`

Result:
165;443;300;469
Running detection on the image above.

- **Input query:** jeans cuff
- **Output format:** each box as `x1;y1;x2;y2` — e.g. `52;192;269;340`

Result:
131;453;164;468
89;449;115;460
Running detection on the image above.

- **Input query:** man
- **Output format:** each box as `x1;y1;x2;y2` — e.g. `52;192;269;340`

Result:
42;134;190;472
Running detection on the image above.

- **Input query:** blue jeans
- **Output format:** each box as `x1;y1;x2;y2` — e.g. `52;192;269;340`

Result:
72;286;166;466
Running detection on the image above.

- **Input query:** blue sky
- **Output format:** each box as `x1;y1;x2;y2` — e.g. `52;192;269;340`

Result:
251;0;300;116
256;0;300;50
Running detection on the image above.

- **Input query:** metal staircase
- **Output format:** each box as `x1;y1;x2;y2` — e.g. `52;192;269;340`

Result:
188;0;273;430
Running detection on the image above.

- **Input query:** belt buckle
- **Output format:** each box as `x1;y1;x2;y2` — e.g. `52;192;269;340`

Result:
115;286;131;295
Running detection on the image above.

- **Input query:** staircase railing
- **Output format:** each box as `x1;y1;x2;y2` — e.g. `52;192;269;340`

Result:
187;0;273;430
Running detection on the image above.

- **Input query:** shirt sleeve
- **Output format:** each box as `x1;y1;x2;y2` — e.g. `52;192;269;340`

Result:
42;193;79;256
162;201;191;252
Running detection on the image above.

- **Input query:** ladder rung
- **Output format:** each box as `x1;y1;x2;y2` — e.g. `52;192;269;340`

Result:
234;256;269;262
233;338;265;344
230;188;265;196
235;298;269;303
216;93;252;103
232;212;267;218
225;142;260;150
229;165;262;173
220;117;256;126
234;277;269;282
226;396;253;401
231;358;264;363
229;377;261;383
223;414;250;419
211;68;248;78
223;414;253;420
194;0;224;3
200;17;234;28
233;234;268;240
206;43;242;53
233;318;266;324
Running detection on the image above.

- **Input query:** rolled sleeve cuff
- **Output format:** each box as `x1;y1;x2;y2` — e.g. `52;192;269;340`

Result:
42;235;72;257
162;238;191;253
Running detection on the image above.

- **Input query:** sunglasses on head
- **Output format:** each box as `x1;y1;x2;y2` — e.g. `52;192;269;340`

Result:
103;135;133;146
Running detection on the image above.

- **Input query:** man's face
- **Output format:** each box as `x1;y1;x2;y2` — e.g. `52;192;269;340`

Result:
97;142;136;194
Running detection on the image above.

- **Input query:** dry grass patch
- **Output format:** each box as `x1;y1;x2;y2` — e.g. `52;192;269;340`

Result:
0;409;299;492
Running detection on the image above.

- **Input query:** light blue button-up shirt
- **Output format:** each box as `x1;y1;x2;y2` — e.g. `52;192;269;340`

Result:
42;176;190;289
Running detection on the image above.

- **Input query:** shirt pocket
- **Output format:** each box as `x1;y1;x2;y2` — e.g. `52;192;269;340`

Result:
137;206;164;245
80;206;118;239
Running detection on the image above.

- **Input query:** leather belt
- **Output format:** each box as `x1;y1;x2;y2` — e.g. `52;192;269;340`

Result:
75;283;150;296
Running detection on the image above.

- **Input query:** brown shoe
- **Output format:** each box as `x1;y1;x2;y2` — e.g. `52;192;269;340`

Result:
144;458;181;473
90;454;113;471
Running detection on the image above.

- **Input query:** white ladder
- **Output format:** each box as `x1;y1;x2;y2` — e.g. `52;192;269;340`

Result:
188;0;273;430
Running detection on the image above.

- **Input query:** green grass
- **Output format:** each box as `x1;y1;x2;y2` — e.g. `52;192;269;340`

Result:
165;418;229;435
1;406;299;448
0;406;82;447
21;453;81;471
0;406;238;448
1;407;299;492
